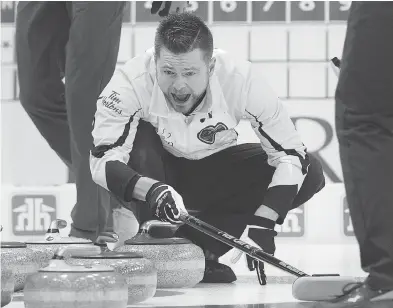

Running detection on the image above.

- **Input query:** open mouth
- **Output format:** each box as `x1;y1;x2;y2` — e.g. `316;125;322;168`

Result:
171;93;191;103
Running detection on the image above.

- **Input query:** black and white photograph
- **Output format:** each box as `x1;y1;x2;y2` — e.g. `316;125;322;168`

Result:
1;1;392;307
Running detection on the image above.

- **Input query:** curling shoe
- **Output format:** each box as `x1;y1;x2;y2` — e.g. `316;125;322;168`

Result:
311;282;393;308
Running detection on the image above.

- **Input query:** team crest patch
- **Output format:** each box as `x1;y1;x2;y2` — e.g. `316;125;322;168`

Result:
197;122;228;144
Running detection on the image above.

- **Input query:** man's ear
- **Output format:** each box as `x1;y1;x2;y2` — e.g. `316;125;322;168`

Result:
209;57;216;77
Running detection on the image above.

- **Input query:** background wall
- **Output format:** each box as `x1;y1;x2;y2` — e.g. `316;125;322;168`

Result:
1;1;354;245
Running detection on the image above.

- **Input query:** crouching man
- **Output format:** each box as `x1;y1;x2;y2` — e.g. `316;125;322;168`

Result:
90;13;325;284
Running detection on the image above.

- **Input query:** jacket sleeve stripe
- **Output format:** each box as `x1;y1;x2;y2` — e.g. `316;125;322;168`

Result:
91;108;141;159
245;110;310;175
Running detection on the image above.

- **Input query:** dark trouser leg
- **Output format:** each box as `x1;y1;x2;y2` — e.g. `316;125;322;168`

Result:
109;122;166;247
16;2;71;167
336;2;393;291
65;2;126;237
122;120;169;223
172;144;325;257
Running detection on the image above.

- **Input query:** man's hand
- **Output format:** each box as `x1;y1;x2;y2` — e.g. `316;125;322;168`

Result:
145;182;188;224
151;1;189;17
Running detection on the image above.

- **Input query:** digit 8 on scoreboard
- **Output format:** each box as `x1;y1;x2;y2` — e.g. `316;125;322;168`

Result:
290;1;325;22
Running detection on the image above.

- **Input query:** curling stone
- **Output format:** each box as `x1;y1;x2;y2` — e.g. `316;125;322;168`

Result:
115;220;205;288
23;245;128;308
0;225;16;306
1;266;14;307
67;232;157;304
1;241;41;292
25;219;93;267
1;225;41;292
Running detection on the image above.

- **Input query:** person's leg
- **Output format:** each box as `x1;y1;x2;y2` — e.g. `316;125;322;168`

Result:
173;144;324;283
175;144;324;284
65;2;126;239
336;1;393;293
113;120;169;245
15;2;71;167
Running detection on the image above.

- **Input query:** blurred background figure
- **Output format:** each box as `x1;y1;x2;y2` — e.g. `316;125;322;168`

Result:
317;2;393;307
14;1;189;241
15;1;127;241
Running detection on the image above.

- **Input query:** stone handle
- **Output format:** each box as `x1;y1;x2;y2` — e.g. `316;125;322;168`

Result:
54;245;101;259
139;220;174;233
48;219;67;230
95;232;119;246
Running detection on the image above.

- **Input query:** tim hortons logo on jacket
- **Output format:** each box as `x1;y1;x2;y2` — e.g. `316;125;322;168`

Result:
99;90;123;115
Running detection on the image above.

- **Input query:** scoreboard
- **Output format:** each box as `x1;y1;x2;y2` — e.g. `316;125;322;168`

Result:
1;1;350;102
119;1;350;24
1;1;350;24
121;1;350;24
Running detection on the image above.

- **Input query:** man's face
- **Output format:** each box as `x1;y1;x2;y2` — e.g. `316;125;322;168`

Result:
156;47;214;114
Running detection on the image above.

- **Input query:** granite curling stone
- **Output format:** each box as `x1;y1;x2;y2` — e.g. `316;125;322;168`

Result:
67;232;157;304
0;241;40;292
23;245;128;308
0;226;15;306
1;266;14;307
115;220;205;288
25;219;93;267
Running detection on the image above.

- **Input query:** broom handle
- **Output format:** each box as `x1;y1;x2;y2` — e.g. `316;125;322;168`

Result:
178;212;309;278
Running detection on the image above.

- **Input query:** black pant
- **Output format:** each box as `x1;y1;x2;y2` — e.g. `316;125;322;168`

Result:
15;2;126;240
127;121;325;257
336;2;393;291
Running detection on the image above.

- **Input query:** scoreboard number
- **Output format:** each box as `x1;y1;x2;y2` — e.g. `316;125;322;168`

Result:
329;1;351;21
186;1;199;12
220;1;237;13
213;1;247;22
291;1;325;21
185;1;208;21
263;1;274;12
299;1;315;12
144;1;153;9
252;1;286;22
338;1;351;11
137;1;208;22
1;1;15;23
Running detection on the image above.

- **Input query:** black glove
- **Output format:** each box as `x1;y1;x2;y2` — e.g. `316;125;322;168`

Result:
145;182;186;224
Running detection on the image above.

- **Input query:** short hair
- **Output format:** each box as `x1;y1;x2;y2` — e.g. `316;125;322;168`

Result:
154;13;214;62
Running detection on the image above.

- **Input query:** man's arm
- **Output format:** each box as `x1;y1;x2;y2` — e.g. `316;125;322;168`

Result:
90;68;155;202
242;71;310;220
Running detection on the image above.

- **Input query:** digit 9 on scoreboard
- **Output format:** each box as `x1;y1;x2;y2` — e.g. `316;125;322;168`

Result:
329;1;351;21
